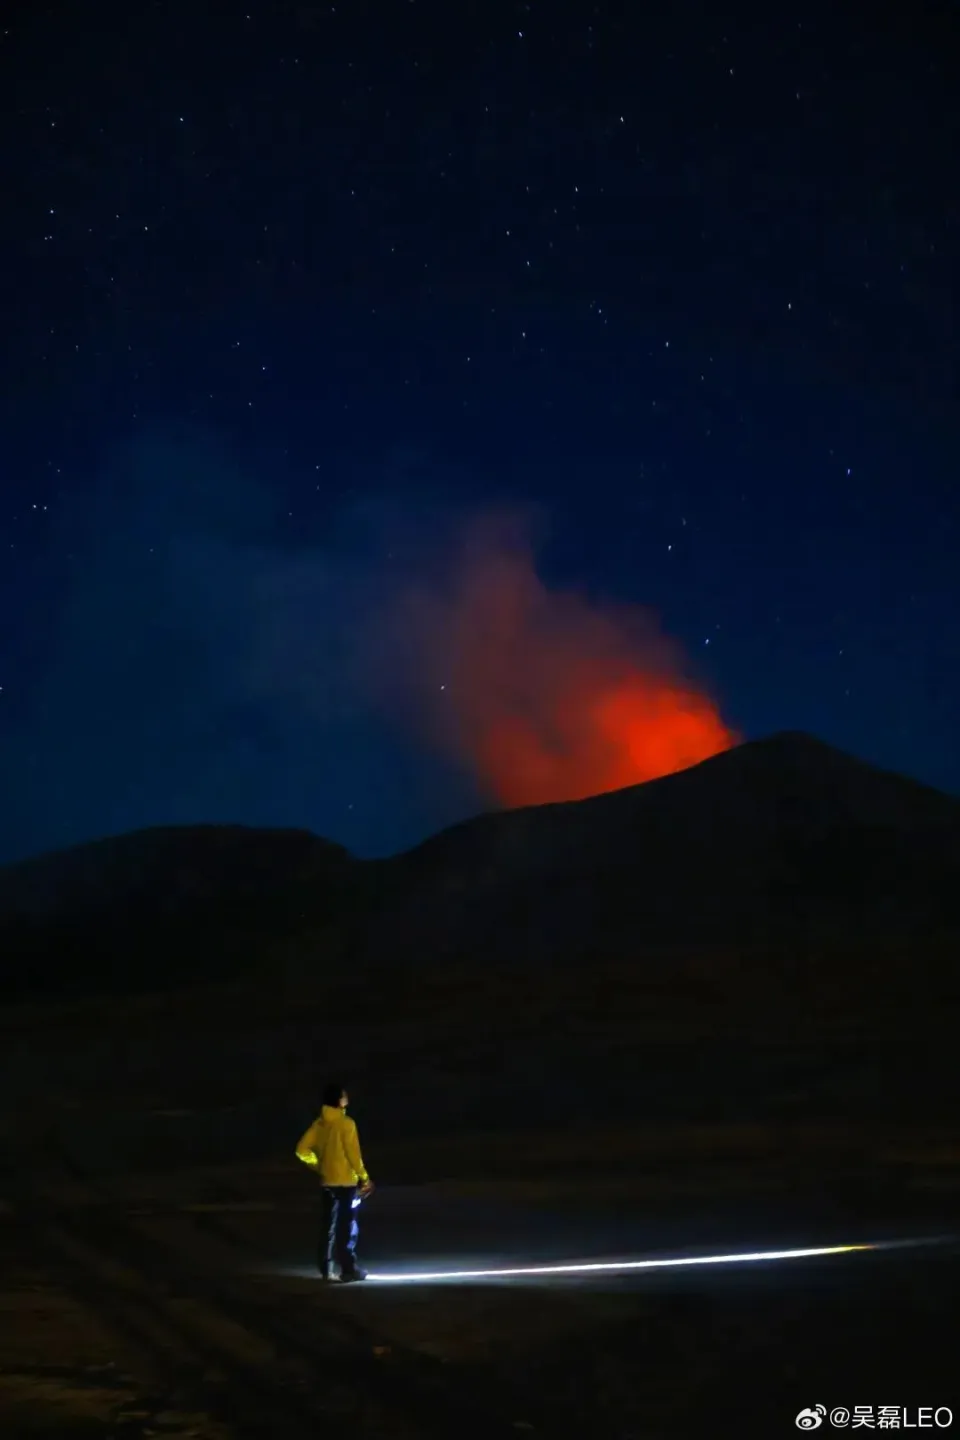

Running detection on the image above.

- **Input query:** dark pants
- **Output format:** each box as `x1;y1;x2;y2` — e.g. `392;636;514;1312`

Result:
319;1186;360;1276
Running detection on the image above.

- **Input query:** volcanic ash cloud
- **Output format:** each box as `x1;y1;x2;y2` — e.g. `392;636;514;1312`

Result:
385;517;739;807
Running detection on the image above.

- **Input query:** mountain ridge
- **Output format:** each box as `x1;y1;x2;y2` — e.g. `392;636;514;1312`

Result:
1;731;958;1000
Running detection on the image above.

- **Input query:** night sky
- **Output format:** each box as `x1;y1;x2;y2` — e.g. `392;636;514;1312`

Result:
1;1;957;864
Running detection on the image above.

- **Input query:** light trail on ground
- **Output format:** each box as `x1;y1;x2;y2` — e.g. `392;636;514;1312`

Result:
366;1242;878;1284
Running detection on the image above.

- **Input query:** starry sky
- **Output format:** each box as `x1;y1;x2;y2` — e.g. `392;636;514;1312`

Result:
1;0;958;864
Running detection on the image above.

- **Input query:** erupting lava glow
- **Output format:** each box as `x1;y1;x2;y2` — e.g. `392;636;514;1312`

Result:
478;672;739;808
393;516;739;807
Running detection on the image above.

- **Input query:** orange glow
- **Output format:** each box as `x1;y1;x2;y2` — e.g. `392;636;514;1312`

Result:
394;517;739;808
474;673;736;807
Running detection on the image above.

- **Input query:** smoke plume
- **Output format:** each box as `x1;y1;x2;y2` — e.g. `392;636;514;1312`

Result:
382;514;739;807
1;433;740;864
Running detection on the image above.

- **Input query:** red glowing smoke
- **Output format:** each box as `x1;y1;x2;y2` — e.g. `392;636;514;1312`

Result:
390;517;739;808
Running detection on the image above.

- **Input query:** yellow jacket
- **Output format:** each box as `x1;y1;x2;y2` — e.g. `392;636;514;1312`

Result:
295;1105;370;1187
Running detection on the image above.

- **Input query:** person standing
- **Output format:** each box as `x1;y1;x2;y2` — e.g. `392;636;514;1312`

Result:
295;1082;374;1282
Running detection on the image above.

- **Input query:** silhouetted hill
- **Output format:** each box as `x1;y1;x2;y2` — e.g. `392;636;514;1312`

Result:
359;732;960;963
1;733;958;1001
0;824;349;920
0;824;350;999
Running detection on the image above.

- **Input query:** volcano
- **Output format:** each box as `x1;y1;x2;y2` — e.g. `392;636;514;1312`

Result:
361;731;960;963
0;732;958;1000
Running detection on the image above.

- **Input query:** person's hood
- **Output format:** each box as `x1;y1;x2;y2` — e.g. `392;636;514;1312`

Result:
321;1105;347;1123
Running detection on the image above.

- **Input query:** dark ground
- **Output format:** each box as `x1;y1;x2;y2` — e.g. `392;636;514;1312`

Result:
1;734;958;1434
2;1066;958;1438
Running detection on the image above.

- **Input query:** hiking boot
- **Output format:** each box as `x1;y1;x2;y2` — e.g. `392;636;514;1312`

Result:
340;1267;368;1283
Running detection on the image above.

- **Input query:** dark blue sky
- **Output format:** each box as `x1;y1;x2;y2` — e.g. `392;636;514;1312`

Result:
1;0;957;863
